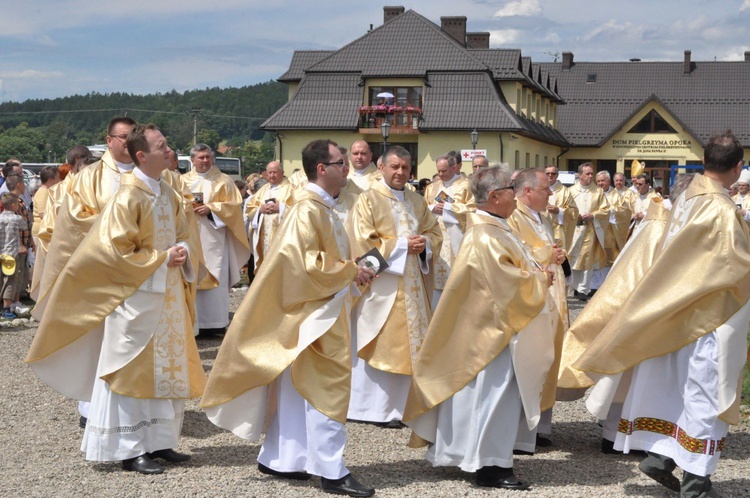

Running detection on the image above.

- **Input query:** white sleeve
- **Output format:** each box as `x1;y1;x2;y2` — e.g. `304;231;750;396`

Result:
385;237;409;275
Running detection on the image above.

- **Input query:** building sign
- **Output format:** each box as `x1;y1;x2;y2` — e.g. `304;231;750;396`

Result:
461;149;487;160
611;138;692;154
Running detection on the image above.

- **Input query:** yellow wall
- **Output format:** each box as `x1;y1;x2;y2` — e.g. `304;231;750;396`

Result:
276;130;564;179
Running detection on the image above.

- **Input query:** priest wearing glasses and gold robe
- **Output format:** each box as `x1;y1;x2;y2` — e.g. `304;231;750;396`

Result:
404;165;556;491
26;124;206;475
348;146;442;427
201;139;376;497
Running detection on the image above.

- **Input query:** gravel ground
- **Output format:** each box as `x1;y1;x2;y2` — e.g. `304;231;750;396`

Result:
2;291;750;497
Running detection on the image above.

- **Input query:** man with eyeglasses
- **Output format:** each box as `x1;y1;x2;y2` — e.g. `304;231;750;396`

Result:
32;117;136;428
543;165;578;255
244;160;296;272
0;160;32;207
184;144;251;338
405;165;555;491
567;162;610;301
203;139;376;497
348;145;441;428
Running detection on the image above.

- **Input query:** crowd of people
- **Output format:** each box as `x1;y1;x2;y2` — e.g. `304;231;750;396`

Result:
6;117;749;498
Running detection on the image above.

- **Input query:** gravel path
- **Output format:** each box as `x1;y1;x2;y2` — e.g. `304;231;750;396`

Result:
2;292;749;497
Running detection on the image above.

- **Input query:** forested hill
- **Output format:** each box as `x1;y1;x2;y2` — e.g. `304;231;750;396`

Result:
0;81;287;162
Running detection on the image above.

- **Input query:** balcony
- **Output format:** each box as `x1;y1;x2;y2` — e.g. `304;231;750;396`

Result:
358;105;422;135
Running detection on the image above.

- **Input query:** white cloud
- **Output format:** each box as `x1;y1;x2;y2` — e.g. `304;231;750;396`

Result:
0;69;63;79
488;29;523;45
741;0;750;12
494;0;542;18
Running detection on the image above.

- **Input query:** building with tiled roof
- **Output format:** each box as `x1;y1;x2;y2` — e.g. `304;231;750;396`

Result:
262;7;567;178
263;7;750;186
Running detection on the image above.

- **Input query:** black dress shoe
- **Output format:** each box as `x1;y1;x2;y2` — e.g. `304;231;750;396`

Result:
513;449;534;456
638;463;680;492
476;466;529;490
536;435;553;447
198;327;226;338
588;289;598;297
382;419;405;429
147;448;191;463
601;438;621;454
122;455;165;475
573;291;590;302
321;473;375;497
258;462;311;481
79;416;87;429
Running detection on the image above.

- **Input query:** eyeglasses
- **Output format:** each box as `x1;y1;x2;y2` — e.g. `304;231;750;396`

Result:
108;134;129;141
323;160;345;167
492;185;516;194
545;172;558;175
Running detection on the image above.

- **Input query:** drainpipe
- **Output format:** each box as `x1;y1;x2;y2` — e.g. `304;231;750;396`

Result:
556;146;569;168
499;133;504;163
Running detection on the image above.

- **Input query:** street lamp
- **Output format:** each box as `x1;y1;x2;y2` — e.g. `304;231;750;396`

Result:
470;129;479;150
381;120;391;153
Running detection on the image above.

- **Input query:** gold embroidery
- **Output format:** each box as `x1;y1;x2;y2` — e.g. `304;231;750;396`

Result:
619;417;726;455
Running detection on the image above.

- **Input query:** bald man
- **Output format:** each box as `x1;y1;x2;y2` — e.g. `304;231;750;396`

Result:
245;161;297;271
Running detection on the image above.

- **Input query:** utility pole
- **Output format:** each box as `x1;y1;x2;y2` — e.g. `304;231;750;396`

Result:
185;108;203;146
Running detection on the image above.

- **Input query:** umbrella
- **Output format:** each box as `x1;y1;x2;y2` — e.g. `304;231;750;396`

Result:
376;92;394;99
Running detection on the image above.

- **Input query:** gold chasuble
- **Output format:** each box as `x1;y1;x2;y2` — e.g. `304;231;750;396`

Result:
183;166;250;289
424;176;476;290
603;188;633;265
348;163;380;190
568;182;610;271
545;182;578;253
616;187;637;215
244;177;296;271
508;200;568;410
557;201;670;392
633;188;662;223
351;181;442;375
33;151;131;318
26;173;205;401
574;174;750;423
733;193;750;211
30;174;75;300
288;169;308;187
201;189;358;435
403;213;553;439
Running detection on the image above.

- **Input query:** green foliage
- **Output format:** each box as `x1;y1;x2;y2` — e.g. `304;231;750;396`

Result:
743;368;750;406
0;82;288;161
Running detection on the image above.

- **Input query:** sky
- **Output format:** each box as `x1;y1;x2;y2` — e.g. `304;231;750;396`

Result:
1;0;749;104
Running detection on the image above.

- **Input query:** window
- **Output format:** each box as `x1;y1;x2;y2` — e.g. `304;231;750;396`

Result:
515;151;520;169
535;155;539;167
628;110;677;133
525;153;530;168
369;86;422;108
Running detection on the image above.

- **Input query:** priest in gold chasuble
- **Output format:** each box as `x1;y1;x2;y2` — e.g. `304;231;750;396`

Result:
347;140;380;191
733;168;750;223
424;155;475;309
590;171;633;291
404;166;555;490
348;146;442;425
508;168;568;450
183;144;251;334
26;125;205;473
33;117;137;320
568;163;610;298
243;160;296;272
201;140;375;494
543;165;578;254
574;132;750;497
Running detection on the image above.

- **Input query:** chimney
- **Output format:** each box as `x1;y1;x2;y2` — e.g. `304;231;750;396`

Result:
684;50;692;74
466;32;490;49
562;51;574;70
383;6;405;24
745;51;750;62
441;16;467;45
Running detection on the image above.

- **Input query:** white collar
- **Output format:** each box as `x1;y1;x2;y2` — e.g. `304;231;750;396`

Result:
134;167;161;196
305;182;335;208
380;178;404;201
444;173;460;187
115;160;134;173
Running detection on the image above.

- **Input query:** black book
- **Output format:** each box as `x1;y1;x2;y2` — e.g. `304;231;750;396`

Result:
355;247;389;276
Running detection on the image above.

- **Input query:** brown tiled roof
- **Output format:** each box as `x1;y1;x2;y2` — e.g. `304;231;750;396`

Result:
305;10;489;76
538;60;750;146
262;73;362;129
278;51;334;82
